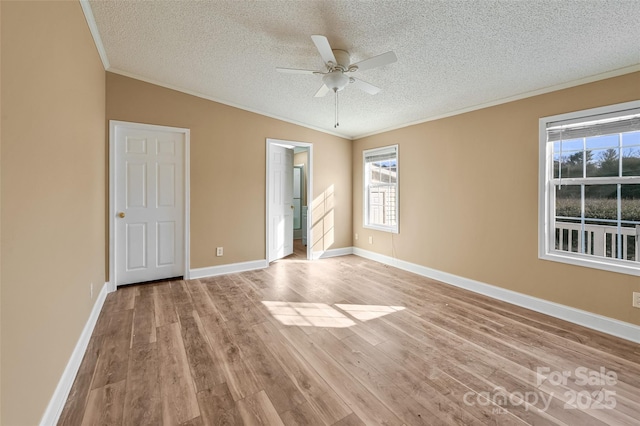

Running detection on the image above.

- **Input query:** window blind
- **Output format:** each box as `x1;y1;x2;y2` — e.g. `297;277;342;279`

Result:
546;108;640;142
364;146;397;163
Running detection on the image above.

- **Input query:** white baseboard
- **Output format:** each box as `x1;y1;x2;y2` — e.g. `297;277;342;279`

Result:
189;259;268;279
40;282;111;426
352;248;640;344
312;247;355;260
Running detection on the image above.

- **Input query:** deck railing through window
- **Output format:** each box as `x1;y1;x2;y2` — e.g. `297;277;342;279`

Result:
554;222;640;261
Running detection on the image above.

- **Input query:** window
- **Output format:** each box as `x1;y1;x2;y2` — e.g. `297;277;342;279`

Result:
539;101;640;276
364;145;398;233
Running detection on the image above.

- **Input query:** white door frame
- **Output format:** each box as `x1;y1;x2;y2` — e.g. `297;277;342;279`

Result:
109;120;191;290
266;138;313;261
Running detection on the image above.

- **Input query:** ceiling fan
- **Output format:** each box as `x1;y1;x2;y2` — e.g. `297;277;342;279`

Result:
277;35;397;128
277;35;397;98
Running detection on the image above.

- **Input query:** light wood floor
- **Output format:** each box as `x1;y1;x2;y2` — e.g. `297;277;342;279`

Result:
59;245;640;425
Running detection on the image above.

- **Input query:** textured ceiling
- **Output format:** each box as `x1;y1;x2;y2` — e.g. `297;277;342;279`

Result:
87;0;640;139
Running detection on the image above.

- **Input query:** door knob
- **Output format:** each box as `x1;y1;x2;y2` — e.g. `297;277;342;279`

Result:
118;212;126;218
290;205;295;209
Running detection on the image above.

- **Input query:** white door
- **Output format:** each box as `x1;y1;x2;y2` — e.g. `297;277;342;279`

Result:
114;125;185;285
268;145;294;262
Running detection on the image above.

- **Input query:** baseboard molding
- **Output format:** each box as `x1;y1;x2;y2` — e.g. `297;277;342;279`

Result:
189;259;268;279
352;248;640;344
312;247;355;260
40;282;110;426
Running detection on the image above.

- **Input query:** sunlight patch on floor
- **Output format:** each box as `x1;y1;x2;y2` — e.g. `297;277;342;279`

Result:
334;304;405;321
261;301;405;328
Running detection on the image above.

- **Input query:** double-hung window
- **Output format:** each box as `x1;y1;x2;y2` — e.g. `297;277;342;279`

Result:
539;101;640;275
364;145;398;233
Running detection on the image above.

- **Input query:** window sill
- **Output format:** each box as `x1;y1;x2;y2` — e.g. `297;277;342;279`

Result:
539;250;640;276
363;224;399;234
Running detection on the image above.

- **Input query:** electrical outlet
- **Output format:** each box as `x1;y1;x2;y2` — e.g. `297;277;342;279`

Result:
216;247;224;257
633;292;640;308
368;236;373;244
355;233;358;240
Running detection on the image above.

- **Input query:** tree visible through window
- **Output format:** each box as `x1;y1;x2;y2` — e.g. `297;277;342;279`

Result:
540;101;640;275
364;145;398;233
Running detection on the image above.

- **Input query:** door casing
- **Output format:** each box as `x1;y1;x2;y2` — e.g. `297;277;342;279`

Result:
266;138;313;261
109;120;191;290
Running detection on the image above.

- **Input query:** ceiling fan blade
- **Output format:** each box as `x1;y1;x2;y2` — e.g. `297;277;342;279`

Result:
311;35;337;66
276;67;319;75
350;78;381;95
314;84;330;97
351;51;397;72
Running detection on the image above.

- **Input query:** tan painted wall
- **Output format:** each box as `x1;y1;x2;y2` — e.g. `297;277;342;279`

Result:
294;151;308;205
106;73;352;268
0;1;106;424
0;1;3;421
353;72;640;326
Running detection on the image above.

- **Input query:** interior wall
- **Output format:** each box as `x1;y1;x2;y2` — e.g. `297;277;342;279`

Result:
106;72;352;269
0;1;3;421
294;150;308;205
353;72;640;326
0;1;106;424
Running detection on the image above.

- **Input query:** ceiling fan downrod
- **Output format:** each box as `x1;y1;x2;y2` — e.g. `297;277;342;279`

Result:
334;89;339;128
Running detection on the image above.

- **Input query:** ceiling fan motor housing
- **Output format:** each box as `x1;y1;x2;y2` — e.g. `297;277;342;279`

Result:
332;49;351;70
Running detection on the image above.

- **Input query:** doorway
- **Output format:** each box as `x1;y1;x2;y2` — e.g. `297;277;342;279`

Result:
109;121;190;288
266;138;312;262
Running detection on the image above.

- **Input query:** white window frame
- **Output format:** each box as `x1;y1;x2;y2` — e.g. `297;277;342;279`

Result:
538;100;640;276
363;144;399;233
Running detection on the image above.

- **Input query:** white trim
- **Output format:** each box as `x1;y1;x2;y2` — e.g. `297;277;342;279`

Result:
266;139;313;262
189;259;268;279
39;282;111;426
352;248;640;344
107;69;349;140
538;100;640;277
109;121;191;288
312;247;354;260
79;0;110;69
356;65;640;139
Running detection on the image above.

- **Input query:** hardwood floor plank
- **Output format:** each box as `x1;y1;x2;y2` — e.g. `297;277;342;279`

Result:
280;401;326;426
58;335;103;426
225;318;307;413
199;313;261;401
131;286;156;347
309;329;456;425
81;380;126;426
122;342;161;426
185;279;223;318
102;285;136;313
200;275;238;322
180;416;204;426
330;413;366;426
341;333;516;426
279;326;407;426
253;321;352;425
157;322;200;425
236;390;285;426
60;251;640;426
91;309;133;389
196;383;242;426
179;311;225;391
153;283;178;327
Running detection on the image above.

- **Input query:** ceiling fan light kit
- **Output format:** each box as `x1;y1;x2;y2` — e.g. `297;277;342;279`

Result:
277;35;397;127
323;71;350;92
